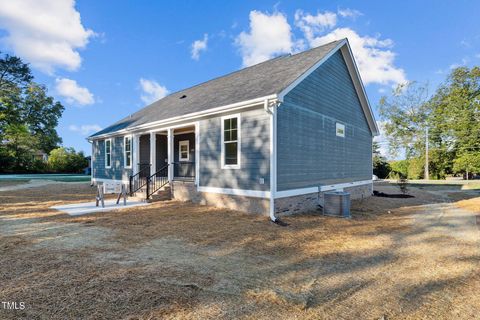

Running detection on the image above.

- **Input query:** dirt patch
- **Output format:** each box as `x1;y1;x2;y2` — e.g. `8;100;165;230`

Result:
1;182;480;319
456;197;480;213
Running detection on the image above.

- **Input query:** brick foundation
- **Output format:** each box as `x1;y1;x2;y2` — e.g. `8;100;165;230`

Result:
274;183;372;216
171;181;372;217
171;181;269;216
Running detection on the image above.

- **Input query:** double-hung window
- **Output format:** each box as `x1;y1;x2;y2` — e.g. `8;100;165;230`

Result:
124;136;132;168
105;139;112;168
179;140;189;161
222;115;240;169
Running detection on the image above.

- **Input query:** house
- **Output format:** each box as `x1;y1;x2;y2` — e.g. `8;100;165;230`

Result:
88;38;379;220
33;150;48;162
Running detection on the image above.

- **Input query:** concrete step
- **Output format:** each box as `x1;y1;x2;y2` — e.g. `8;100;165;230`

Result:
132;186;172;203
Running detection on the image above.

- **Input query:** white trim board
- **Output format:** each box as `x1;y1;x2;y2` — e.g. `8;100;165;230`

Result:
197;186;270;199
275;180;372;199
88;95;276;140
220;113;241;169
278;39;346;101
104;138;112;168
277;39;379;136
340;43;379;135
123;135;132;168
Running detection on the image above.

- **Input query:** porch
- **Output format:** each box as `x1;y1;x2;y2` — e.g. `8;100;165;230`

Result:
129;124;198;199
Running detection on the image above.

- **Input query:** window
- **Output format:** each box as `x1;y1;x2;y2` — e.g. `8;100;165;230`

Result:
124;136;132;168
105;139;112;168
179;140;189;161
336;122;345;138
222;115;240;169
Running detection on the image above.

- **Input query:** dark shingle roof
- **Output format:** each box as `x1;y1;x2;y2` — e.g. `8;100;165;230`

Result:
90;40;343;138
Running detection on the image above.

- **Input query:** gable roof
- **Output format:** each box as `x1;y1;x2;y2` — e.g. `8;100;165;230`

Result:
90;39;378;138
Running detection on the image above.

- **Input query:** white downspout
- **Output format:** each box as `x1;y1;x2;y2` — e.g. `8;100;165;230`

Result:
266;99;278;222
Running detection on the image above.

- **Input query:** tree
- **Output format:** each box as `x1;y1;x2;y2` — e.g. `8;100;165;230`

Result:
429;67;480;158
22;83;64;152
2;123;39;171
48;147;88;173
453;152;480;179
0;52;64;172
378;82;431;159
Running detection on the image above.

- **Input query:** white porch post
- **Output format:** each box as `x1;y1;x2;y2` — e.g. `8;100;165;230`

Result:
150;132;156;176
167;128;174;182
195;122;200;186
267;99;278;222
132;134;139;175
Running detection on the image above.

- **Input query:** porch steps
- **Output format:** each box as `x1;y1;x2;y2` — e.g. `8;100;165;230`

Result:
129;185;172;203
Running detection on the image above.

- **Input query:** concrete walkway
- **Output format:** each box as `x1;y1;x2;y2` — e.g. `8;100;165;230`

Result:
51;199;149;216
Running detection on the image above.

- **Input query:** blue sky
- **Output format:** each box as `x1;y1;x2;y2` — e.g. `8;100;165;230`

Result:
1;0;479;156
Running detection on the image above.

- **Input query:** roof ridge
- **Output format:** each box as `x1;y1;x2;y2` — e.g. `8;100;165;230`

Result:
140;39;341;106
153;55;290;101
90;39;345;138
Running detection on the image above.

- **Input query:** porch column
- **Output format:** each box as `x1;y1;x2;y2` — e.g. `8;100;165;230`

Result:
195;122;199;186
132;134;140;175
150;132;156;176
167;128;174;182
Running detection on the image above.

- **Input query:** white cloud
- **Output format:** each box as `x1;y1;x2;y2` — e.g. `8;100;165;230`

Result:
294;10;337;41
460;39;470;48
55;78;94;106
449;57;468;69
139;78;169;104
191;34;208;60
476;53;480;59
0;0;95;74
337;8;363;19
234;9;406;86
69;124;101;135
301;25;406;86
235;10;294;67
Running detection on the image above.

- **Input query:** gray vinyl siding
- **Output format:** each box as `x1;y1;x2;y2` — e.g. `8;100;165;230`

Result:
199;107;270;191
92;136;133;181
277;50;373;191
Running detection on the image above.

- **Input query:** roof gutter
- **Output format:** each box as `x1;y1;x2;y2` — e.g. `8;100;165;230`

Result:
88;94;278;141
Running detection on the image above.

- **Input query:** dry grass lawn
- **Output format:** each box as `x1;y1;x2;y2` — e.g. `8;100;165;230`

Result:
0;179;29;187
0;182;480;319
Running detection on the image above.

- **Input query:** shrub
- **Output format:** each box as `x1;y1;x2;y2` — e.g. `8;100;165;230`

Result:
407;157;424;180
389;160;409;179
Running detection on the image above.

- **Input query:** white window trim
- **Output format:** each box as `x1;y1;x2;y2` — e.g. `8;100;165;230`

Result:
221;113;241;169
178;140;190;161
124;135;132;168
105;138;112;168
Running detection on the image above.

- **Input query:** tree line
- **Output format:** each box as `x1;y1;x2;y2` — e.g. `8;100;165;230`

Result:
0;53;88;173
374;66;480;180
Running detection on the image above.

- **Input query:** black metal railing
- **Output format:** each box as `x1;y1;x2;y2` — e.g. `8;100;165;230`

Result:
129;164;151;196
173;162;195;180
137;163;151;177
146;164;169;199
